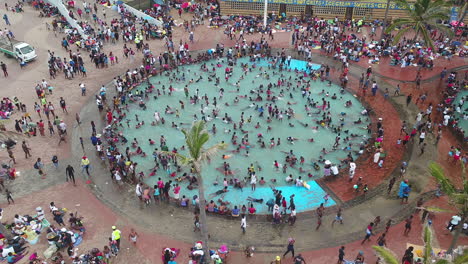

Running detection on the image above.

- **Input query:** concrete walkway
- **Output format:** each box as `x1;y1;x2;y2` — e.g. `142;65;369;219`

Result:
4;52;446;254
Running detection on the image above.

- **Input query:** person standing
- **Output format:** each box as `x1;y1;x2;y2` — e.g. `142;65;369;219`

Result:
283;238;295;258
59;97;68;113
2;14;9;26
387;177;396;195
81;156;90;175
5;189;14;204
1;61;7;77
447;214;462;231
403;215;413;236
21;141;31;158
402;247;414;264
394;84;401;96
337;246;345;264
6;148;15;164
293;254;306;264
58;131;67;145
354;251;365;264
332;207;343;226
316;214;322;231
65;165;76;185
34;158;46;178
128;228;138;246
361;222;374;244
240;214;247;234
270;256;281;264
111;226;121;250
51;155;59;169
377;233;387;247
288;206;297;226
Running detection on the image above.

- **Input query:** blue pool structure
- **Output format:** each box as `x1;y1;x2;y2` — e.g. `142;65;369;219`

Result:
122;57;369;213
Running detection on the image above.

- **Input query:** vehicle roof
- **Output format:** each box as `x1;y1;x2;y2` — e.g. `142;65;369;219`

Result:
15;42;30;48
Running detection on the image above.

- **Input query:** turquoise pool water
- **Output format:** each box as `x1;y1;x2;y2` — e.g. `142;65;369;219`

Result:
453;90;467;136
121;57;369;213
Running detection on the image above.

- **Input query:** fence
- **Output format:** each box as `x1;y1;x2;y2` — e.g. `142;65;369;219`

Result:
43;0;86;36
111;0;163;27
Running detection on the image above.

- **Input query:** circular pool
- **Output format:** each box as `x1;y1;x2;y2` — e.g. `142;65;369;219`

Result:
120;57;370;213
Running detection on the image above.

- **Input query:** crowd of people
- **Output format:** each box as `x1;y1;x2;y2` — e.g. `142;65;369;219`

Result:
0;0;466;263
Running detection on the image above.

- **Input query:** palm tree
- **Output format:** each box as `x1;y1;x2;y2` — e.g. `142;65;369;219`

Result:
166;121;226;257
373;226;449;264
430;162;467;254
0;223;12;240
373;246;399;264
385;0;453;48
454;2;467;36
380;0;392;40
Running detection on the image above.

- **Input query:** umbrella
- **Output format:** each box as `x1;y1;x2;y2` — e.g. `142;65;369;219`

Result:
116;0;123;4
154;4;160;7
181;2;191;8
452;41;461;46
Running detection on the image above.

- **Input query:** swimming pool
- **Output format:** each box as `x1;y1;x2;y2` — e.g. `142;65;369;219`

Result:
453;90;467;137
121;57;369;213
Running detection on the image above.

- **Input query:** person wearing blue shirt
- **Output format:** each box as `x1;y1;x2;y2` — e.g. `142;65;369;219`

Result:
232;206;240;216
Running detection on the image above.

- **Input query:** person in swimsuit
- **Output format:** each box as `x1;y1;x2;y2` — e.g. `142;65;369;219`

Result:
128;228;138;245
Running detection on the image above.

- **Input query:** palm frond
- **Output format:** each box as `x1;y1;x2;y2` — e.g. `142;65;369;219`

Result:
416;206;452;213
450;193;468;209
372;246;399;264
423;226;432;264
199;143;228;163
430;162;456;195
386;0;453;44
429;23;455;39
434;260;449;264
393;27;413;43
419;26;434;49
453;251;468;264
183;121;210;160
385;19;413;33
159;151;192;166
394;0;410;10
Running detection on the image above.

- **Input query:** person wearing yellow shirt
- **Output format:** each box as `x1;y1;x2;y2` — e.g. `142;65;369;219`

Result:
111;226;122;249
81;156;90;176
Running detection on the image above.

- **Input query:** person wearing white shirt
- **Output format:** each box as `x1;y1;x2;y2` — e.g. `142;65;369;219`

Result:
448;215;462;231
240;214;247;234
349;162;356;181
419;130;426;145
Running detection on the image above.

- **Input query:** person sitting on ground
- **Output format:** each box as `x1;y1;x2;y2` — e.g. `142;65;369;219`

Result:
231;206;240;217
248;203;256;214
180;195;189;207
206;200;217;213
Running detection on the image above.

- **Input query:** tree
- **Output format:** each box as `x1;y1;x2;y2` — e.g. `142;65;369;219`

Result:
0;223;12;240
454;2;467;37
385;0;453;48
373;246;398;264
380;0;392;40
373;226;446;264
430;162;468;254
167;121;226;258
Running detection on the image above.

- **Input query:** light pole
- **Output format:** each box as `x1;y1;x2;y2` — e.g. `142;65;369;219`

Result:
263;0;268;28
